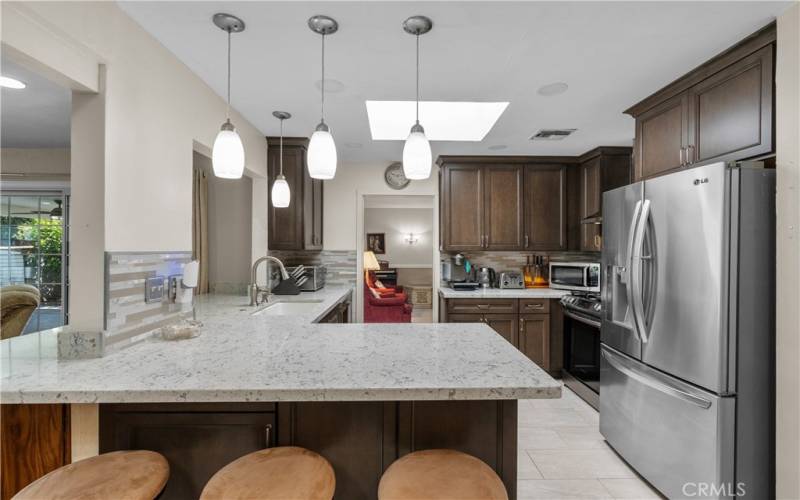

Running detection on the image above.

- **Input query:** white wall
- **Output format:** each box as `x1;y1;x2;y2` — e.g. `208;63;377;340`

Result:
1;2;268;253
324;163;439;251
365;207;433;267
776;4;800;498
1;148;70;176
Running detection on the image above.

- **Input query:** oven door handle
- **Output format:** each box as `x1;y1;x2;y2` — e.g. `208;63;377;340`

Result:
563;309;601;329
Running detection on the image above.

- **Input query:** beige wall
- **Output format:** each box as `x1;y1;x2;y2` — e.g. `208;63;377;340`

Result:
324;163;438;250
1;148;70;176
1;2;268;253
364;207;434;268
194;152;253;292
776;4;800;499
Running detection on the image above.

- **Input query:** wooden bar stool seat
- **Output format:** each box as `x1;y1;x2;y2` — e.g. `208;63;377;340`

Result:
200;446;335;500
378;449;508;500
13;450;169;500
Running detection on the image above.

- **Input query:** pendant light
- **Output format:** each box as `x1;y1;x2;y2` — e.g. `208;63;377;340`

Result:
307;15;339;180
271;111;291;208
402;16;433;180
211;13;246;179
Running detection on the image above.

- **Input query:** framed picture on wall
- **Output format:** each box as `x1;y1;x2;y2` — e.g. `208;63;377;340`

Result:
366;233;386;254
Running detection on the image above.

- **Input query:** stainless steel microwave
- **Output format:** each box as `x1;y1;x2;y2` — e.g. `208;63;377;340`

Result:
549;262;600;292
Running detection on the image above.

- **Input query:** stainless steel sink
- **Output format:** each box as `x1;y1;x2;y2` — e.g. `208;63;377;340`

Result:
252;299;324;316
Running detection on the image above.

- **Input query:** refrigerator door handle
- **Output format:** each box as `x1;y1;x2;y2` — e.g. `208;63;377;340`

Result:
624;200;643;340
601;346;712;409
631;199;651;342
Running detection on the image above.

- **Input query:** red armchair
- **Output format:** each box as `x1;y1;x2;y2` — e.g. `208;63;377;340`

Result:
363;282;412;323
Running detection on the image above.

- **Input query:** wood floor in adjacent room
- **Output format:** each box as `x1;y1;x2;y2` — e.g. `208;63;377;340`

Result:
517;387;663;499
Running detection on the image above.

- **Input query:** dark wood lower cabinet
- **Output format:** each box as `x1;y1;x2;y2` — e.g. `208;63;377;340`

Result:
100;400;518;500
519;314;551;372
1;404;71;500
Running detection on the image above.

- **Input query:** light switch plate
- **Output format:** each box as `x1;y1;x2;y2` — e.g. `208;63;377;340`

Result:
145;276;165;303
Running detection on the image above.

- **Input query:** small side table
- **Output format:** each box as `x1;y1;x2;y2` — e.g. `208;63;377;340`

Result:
405;284;433;309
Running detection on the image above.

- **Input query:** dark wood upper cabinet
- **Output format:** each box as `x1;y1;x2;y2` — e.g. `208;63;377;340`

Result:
438;157;569;252
635;91;689;180
627;24;775;180
483;166;524;250
524;165;567;251
267;137;323;250
688;44;773;165
441;164;484;251
578;147;633;252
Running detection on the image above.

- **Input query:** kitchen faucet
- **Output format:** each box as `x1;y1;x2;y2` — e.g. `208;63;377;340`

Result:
250;256;290;306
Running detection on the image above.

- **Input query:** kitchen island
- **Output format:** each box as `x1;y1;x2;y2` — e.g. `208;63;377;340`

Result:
1;287;560;499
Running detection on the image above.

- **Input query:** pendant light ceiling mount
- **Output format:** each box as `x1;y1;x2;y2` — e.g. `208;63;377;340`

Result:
213;13;245;33
308;15;338;35
272;111;291;121
402;15;432;36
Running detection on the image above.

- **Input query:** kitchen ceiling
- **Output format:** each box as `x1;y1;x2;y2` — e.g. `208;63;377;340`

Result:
1;58;71;148
120;1;790;164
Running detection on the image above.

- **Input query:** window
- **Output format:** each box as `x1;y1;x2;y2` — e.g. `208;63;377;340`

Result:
0;192;68;333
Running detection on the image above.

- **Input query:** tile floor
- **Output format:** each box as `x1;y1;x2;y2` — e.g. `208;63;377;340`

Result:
517;387;663;499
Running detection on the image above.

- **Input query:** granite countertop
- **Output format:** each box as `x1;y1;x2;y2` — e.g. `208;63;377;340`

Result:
439;286;569;299
1;286;561;404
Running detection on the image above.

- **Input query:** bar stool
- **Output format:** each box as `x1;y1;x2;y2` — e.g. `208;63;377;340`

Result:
200;446;335;500
13;450;169;500
378;449;508;500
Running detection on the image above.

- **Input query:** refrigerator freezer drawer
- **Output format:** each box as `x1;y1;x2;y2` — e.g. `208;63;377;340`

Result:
600;345;736;499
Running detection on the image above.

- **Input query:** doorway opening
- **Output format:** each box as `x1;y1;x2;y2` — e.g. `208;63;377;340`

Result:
0;56;72;335
361;194;436;323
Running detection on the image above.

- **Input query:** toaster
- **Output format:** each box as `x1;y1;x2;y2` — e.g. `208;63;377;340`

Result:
498;271;525;289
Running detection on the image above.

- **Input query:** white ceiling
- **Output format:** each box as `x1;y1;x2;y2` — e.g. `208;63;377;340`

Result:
1;58;71;148
118;1;790;164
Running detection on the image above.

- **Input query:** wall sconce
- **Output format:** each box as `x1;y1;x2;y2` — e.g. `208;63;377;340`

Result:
405;233;419;245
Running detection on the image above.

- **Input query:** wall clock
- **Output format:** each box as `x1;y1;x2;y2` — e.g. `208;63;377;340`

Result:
384;162;410;190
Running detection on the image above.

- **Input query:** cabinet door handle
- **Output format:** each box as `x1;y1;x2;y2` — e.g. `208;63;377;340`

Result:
526;303;544;310
524;235;529;248
679;147;685;166
265;424;272;447
519;317;525;332
687;145;695;165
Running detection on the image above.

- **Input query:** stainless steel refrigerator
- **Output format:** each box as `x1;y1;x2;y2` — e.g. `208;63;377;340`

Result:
600;162;775;499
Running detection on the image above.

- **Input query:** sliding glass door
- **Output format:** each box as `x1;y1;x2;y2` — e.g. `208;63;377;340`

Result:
0;192;68;333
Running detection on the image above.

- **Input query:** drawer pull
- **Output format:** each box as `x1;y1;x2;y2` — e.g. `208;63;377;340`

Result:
265;424;272;447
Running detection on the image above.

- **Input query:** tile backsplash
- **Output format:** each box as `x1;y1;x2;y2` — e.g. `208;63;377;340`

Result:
59;251;193;359
442;250;600;273
267;250;358;287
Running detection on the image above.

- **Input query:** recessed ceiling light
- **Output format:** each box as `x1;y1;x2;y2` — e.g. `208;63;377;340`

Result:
366;101;509;141
314;78;345;93
345;142;363;149
488;144;507;151
537;82;568;97
0;76;26;89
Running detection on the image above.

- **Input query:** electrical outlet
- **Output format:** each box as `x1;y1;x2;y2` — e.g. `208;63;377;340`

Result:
145;276;165;303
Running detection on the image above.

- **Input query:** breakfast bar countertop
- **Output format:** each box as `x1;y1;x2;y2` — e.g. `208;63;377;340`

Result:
0;287;561;404
438;286;569;299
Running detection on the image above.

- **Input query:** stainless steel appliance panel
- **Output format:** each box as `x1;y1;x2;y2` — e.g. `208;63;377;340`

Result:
600;345;735;499
601;181;643;360
640;162;730;393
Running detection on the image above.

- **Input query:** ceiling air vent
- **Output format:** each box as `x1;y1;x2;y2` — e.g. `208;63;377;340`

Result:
530;129;577;141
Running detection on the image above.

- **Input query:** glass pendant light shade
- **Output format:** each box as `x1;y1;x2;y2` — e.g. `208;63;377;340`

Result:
212;121;245;179
307;123;337;179
402;124;432;180
271;174;291;207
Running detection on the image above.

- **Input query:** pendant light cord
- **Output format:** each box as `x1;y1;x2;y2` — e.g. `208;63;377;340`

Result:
415;33;420;124
320;33;326;123
279;119;284;176
226;29;232;121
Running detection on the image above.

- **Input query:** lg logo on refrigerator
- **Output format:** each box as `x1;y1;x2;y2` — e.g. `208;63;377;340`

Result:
693;178;709;185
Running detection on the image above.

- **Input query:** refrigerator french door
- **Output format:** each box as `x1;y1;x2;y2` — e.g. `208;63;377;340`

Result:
600;162;775;499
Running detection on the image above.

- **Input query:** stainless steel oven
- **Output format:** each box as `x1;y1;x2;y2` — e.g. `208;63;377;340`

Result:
561;293;601;409
549;262;600;293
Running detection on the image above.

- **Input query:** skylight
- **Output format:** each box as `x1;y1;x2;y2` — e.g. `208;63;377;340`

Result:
366;101;509;141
